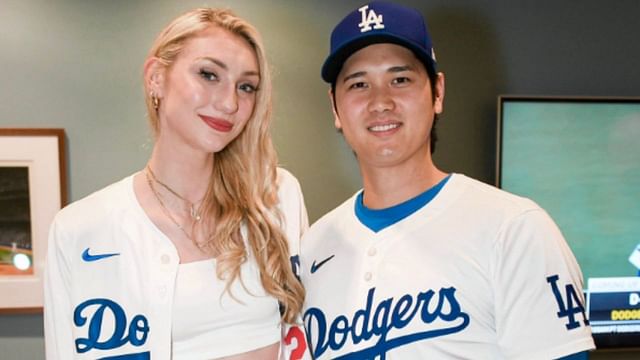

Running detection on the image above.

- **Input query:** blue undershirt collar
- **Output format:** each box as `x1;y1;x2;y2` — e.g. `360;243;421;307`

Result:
355;174;451;232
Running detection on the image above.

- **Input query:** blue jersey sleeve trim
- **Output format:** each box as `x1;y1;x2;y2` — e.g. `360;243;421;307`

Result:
556;351;589;360
355;174;451;232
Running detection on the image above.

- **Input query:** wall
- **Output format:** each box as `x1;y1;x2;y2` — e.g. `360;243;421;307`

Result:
1;0;638;358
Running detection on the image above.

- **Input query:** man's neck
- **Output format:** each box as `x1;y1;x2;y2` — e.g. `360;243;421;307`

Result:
360;158;447;210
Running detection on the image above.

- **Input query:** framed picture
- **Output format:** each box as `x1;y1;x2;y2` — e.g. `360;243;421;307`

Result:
496;96;640;348
0;128;66;313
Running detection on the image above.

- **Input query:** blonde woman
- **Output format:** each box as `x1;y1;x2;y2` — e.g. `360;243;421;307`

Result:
44;8;309;360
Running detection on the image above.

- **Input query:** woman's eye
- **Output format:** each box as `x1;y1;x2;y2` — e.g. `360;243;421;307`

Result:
199;70;217;81
239;83;258;94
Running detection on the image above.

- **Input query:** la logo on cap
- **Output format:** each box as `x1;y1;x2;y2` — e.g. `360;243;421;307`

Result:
358;5;384;32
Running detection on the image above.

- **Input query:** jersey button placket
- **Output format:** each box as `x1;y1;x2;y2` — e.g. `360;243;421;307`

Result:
158;252;174;301
363;244;378;283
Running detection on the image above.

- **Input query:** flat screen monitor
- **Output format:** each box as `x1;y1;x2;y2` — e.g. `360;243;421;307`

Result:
497;96;640;348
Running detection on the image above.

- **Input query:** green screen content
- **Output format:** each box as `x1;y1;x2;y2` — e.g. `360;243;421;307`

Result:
499;99;640;283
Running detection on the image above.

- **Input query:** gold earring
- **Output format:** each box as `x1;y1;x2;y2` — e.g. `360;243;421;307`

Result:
150;91;159;111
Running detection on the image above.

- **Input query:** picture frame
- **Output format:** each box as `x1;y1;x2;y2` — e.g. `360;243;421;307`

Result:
0;128;67;313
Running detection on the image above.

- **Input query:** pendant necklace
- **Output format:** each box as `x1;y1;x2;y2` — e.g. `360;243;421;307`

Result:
146;166;203;221
145;169;196;243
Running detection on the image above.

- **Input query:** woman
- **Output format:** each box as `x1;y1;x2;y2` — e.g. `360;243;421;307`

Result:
44;8;308;360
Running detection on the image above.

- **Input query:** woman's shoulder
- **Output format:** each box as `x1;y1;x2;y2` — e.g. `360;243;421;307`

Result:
274;167;308;235
276;167;305;201
276;167;300;189
54;174;135;227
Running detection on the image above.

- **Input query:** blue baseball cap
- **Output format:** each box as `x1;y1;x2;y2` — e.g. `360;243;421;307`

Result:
321;1;437;83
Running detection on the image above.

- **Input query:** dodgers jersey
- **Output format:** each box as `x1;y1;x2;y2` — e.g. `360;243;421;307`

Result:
300;174;595;359
44;168;310;360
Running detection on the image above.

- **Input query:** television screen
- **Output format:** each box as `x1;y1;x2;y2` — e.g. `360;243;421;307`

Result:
497;96;640;348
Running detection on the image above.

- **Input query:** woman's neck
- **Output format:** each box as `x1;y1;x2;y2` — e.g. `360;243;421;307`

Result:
146;144;213;203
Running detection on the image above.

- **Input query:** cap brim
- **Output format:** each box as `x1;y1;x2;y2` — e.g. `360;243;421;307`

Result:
321;33;436;83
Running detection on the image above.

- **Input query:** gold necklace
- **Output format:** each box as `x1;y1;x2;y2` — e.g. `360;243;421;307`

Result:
146;166;203;221
145;169;196;243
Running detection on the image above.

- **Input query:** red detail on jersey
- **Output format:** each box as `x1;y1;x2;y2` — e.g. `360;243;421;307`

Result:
284;326;307;360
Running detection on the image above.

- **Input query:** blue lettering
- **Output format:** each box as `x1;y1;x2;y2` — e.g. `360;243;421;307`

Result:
372;297;392;336
351;288;374;344
547;275;589;329
391;294;416;328
418;289;438;322
329;315;350;349
98;352;151;360
437;287;464;322
129;315;150;346
290;255;301;280
304;307;328;356
74;298;150;354
304;286;470;359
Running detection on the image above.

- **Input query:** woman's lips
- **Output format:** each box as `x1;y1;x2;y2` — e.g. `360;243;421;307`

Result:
199;115;233;133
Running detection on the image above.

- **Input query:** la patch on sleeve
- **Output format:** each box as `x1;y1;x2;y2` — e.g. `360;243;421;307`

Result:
547;274;589;330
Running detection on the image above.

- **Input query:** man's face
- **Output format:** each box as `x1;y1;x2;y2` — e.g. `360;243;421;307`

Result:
332;43;444;170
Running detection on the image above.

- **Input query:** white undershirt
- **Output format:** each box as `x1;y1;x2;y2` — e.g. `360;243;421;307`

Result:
171;258;281;359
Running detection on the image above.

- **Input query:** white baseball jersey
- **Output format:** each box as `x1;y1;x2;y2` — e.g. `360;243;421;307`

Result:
44;168;311;360
300;174;595;359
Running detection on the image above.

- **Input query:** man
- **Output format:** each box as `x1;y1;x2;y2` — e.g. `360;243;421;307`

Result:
299;2;595;359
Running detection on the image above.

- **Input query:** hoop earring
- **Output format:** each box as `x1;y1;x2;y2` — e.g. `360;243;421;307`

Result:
150;91;159;111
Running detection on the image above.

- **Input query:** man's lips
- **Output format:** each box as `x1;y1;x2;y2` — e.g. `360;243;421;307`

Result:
368;122;402;135
199;115;233;133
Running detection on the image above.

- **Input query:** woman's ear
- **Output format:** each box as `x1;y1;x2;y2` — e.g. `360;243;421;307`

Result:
143;57;165;97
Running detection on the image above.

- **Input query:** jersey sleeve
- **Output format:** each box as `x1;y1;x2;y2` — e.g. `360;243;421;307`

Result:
276;167;309;259
492;208;595;359
44;216;76;359
276;168;312;360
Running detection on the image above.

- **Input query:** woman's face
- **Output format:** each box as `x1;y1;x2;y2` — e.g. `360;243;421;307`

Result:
154;26;260;154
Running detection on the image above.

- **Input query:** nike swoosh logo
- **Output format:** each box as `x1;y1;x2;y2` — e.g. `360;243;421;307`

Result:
82;248;120;262
310;255;335;274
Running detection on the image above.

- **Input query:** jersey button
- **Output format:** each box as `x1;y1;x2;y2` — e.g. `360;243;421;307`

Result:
161;254;171;264
367;247;377;256
364;272;373;281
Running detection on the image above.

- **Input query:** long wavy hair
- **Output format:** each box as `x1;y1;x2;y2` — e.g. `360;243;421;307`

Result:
143;8;303;323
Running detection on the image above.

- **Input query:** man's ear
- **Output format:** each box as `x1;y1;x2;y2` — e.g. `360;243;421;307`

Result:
329;88;342;130
433;72;445;115
143;57;165;97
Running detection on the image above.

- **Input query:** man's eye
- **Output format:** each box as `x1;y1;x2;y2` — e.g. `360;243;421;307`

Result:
393;77;410;84
348;82;367;90
199;70;217;81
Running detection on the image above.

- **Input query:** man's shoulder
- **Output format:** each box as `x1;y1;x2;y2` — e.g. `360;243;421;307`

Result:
450;173;540;213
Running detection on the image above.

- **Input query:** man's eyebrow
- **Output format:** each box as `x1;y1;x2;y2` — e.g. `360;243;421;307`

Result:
342;64;416;82
342;71;366;83
388;65;415;73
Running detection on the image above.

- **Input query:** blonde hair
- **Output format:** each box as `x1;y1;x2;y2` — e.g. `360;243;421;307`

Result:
143;8;304;323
